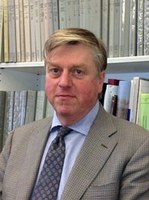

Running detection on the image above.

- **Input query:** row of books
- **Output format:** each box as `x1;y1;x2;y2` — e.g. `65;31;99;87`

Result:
102;77;149;132
1;76;149;151
0;0;148;63
0;89;54;151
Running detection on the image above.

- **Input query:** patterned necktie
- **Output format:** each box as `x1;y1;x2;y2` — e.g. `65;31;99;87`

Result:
30;126;72;200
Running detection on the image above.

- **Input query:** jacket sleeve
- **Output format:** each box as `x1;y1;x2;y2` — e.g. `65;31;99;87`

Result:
120;136;149;200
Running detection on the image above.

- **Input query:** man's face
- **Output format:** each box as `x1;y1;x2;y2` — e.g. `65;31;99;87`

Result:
45;44;105;125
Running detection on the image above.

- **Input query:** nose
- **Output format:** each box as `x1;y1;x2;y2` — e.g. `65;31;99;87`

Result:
58;71;72;88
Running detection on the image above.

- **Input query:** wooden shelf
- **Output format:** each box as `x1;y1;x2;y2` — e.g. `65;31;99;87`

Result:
0;56;149;74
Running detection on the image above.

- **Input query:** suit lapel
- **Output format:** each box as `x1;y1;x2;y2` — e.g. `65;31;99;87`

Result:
16;118;51;200
61;106;118;200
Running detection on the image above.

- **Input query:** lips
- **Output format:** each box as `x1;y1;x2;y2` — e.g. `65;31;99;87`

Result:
56;94;74;98
56;94;75;100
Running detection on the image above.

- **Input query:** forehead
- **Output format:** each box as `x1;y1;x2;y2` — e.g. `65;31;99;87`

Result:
47;44;93;61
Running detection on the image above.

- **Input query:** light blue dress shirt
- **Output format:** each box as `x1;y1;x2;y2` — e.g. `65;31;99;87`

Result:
38;101;99;200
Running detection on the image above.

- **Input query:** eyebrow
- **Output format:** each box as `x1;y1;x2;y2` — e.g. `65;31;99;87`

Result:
46;61;87;68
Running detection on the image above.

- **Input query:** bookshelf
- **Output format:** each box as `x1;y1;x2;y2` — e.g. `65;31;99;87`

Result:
0;56;149;91
0;0;149;90
0;0;149;149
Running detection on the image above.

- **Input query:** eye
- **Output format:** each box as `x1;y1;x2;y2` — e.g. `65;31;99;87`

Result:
71;68;85;78
47;67;62;77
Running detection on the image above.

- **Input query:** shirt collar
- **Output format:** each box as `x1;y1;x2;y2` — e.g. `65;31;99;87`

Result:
51;101;99;136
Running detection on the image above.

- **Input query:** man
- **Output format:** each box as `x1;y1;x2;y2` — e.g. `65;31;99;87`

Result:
0;28;149;200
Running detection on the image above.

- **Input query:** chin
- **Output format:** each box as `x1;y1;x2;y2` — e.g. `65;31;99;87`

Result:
56;107;74;116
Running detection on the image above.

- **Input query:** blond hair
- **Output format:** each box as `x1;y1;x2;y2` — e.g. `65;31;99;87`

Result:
43;28;107;71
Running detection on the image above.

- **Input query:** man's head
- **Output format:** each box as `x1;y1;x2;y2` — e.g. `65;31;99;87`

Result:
44;28;107;125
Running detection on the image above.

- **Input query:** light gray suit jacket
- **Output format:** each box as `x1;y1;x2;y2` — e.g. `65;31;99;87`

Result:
0;105;149;200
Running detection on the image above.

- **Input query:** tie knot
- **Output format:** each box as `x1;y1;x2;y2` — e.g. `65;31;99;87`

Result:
57;126;72;138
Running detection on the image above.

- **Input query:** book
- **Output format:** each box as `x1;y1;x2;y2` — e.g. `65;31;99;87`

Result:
137;0;144;56
119;0;130;57
29;0;36;61
102;0;109;54
13;90;21;129
23;0;31;61
3;91;14;145
25;90;37;124
43;0;53;42
128;79;134;121
8;0;17;62
59;0;66;29
19;90;28;126
39;0;45;52
129;77;140;123
43;0;48;42
52;0;59;31
65;0;79;28
35;90;46;121
3;0;9;62
144;0;149;55
116;80;131;120
129;77;149;124
109;0;120;57
0;0;4;62
129;0;137;56
45;99;54;118
89;0;102;38
19;0;25;61
79;0;86;28
136;78;149;125
103;79;119;113
138;93;149;131
110;94;118;116
0;91;6;151
15;0;21;62
34;0;42;61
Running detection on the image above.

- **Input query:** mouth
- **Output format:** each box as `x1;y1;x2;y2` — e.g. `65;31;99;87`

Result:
56;94;75;100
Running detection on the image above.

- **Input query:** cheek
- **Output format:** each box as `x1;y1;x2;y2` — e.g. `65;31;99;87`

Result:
45;79;53;98
79;81;101;99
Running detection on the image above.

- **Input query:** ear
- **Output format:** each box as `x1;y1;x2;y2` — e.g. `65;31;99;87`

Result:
98;71;105;93
99;70;105;82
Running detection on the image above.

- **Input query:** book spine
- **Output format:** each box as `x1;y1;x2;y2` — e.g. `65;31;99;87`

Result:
109;0;120;57
23;0;31;61
19;0;25;61
129;0;137;56
119;0;130;57
35;90;46;121
138;93;149;131
29;0;36;61
116;80;131;120
15;0;21;62
137;0;144;56
52;0;59;31
0;0;4;62
34;0;42;61
39;0;45;51
79;0;86;28
59;0;66;29
3;91;14;145
3;0;9;62
103;84;119;113
91;0;102;38
0;91;6;151
25;90;36;124
144;0;149;55
8;0;17;62
102;0;109;53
